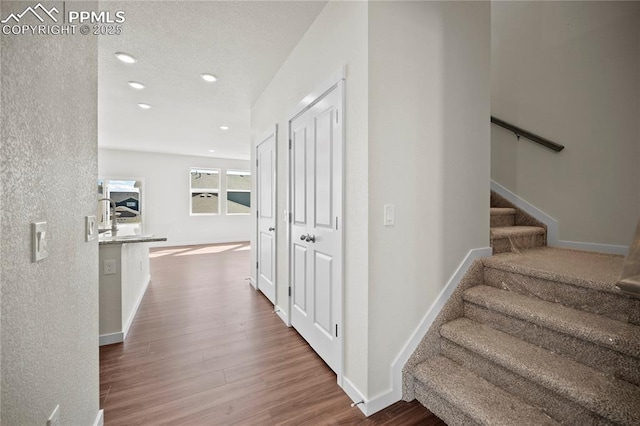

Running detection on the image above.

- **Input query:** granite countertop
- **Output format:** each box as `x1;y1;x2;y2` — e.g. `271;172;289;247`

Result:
98;226;167;245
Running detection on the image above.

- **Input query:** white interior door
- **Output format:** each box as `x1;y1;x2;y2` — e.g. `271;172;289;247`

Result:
289;81;343;374
256;127;277;304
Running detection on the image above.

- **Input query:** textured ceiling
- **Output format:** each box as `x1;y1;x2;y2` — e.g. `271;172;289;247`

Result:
98;1;327;160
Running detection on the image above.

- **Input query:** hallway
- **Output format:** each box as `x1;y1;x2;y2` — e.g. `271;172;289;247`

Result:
99;242;443;425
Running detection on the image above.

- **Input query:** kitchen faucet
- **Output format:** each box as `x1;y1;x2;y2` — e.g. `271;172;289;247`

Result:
98;198;118;232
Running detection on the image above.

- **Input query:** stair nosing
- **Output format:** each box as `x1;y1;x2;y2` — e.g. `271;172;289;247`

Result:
482;256;622;295
491;207;517;215
463;285;640;358
440;318;640;425
490;226;546;237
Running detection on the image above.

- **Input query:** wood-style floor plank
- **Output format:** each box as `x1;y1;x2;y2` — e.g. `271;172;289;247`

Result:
100;242;444;425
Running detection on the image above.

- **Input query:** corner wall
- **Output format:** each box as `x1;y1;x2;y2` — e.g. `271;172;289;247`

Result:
98;149;251;246
1;1;100;423
367;0;490;398
491;1;640;247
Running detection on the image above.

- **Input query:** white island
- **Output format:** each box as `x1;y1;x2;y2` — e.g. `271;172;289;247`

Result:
98;227;167;346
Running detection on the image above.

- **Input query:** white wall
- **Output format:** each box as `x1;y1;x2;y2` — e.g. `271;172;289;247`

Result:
251;0;491;403
367;0;490;397
251;0;370;394
0;1;100;423
99;149;252;246
492;1;640;247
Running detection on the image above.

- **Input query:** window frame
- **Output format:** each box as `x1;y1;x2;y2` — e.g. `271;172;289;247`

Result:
189;168;221;216
225;169;251;215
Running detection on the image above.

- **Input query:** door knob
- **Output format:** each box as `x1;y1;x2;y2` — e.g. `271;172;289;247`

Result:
268;227;275;231
300;234;307;241
305;234;316;243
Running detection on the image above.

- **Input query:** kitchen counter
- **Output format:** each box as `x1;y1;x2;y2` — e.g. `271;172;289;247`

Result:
98;226;167;245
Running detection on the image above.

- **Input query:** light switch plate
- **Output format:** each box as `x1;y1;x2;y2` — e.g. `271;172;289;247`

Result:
384;204;395;226
86;215;97;241
32;222;48;262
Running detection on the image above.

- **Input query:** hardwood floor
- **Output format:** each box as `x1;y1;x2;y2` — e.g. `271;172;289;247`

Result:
100;242;445;425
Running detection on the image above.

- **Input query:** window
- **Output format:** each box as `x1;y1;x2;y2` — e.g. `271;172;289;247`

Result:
190;168;220;215
226;170;251;215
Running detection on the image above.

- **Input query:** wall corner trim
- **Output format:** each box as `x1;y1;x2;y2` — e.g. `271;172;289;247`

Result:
93;409;104;426
123;274;151;341
99;332;124;346
490;180;560;245
365;246;493;416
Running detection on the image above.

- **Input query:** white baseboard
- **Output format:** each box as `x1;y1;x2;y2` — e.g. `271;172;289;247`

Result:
364;247;493;416
274;305;290;327
556;240;629;256
490;180;559;245
93;409;104;426
123;274;151;341
249;277;257;289
99;332;124;346
341;376;367;416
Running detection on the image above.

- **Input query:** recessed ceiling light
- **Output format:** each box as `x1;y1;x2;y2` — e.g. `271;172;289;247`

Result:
115;52;137;64
208;149;216;153
128;81;145;90
201;73;218;82
138;103;151;109
220;126;230;130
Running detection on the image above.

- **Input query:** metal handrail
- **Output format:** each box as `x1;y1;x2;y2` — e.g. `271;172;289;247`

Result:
491;116;565;152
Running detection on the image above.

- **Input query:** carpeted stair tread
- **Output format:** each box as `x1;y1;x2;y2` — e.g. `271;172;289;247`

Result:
490;208;517;227
464;285;640;358
490;207;517;215
413;356;559;426
484;246;624;294
490;226;546;238
441;318;640;425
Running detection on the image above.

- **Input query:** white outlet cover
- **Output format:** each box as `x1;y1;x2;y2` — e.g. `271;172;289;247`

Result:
32;222;48;262
104;259;117;275
86;215;97;242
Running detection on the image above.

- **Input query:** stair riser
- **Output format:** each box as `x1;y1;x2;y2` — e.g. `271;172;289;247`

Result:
483;267;640;326
491;234;546;254
491;214;515;227
465;303;640;386
440;339;613;425
414;382;480;426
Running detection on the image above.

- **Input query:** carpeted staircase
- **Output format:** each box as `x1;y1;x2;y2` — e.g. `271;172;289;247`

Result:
490;191;547;254
403;193;640;425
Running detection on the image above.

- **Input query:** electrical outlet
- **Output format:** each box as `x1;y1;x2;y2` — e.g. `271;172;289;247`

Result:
32;222;48;262
104;259;117;275
86;215;97;241
47;404;60;426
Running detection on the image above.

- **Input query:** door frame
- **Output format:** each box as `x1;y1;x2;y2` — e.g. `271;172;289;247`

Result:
286;69;345;385
255;125;278;302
